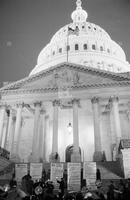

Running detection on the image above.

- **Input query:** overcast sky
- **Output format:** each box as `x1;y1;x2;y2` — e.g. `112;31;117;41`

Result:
0;0;130;82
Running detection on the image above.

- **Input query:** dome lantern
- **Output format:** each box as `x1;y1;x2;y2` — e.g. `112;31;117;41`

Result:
71;0;88;23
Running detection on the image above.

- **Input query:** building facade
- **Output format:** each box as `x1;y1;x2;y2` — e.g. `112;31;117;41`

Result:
0;0;130;163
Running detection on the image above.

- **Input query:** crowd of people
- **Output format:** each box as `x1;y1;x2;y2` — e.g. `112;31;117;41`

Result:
0;171;130;200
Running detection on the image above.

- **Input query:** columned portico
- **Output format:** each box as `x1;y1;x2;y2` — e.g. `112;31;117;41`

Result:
91;97;103;161
32;102;42;162
71;99;81;162
0;105;6;146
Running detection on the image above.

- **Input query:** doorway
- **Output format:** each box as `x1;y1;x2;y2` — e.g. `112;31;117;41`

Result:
65;145;81;162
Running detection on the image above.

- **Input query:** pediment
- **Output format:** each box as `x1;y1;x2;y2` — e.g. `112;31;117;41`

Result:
20;68;125;90
1;62;130;92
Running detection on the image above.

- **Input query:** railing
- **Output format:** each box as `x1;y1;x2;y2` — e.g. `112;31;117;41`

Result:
0;146;10;160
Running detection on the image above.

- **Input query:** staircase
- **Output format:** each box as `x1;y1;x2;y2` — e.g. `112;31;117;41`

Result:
42;161;124;193
96;161;124;179
0;156;14;185
42;161;124;179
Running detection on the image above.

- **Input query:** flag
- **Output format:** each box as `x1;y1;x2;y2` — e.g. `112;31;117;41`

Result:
68;26;79;36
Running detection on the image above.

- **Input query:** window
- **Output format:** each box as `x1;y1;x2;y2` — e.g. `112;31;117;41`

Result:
84;44;87;50
107;49;110;53
67;45;70;51
75;44;79;50
92;44;96;50
100;46;103;51
59;48;62;53
52;51;55;55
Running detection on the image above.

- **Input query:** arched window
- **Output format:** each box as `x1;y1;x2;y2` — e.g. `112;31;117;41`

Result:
84;44;87;50
100;46;103;51
107;49;110;53
59;48;62;53
75;44;79;50
67;45;70;51
92;44;96;50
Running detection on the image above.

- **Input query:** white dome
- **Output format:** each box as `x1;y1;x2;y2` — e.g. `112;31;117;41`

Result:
30;0;130;76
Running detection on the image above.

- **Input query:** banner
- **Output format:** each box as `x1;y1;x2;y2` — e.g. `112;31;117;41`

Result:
83;162;96;190
67;163;81;191
15;163;28;182
30;163;43;181
51;163;64;189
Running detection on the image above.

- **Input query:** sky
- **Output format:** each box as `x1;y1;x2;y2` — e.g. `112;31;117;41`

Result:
0;0;130;82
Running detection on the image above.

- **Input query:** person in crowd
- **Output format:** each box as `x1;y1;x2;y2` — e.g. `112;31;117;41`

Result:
76;191;83;200
26;175;33;195
57;177;65;199
42;169;47;182
117;179;125;200
107;180;115;200
6;181;24;200
123;180;130;200
96;188;105;200
55;152;58;160
96;168;101;181
21;173;33;196
9;175;17;188
43;180;56;200
23;172;32;181
46;169;50;180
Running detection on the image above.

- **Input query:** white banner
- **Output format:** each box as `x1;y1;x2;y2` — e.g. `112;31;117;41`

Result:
51;163;64;189
15;163;28;182
83;162;96;189
121;149;130;178
30;163;43;180
67;163;81;191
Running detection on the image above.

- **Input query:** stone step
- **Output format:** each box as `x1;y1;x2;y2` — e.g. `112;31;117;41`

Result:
0;156;11;171
96;161;124;179
0;157;14;185
42;161;124;180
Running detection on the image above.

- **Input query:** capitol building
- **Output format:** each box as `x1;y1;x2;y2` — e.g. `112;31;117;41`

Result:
0;0;130;167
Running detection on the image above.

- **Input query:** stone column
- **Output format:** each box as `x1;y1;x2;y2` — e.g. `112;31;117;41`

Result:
110;97;121;154
42;115;48;162
110;108;117;144
32;102;41;162
7;110;16;155
91;97;103;161
71;99;81;162
3;109;10;149
109;106;117;161
125;103;130;139
13;104;23;161
38;110;46;161
50;100;60;162
0;105;6;146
